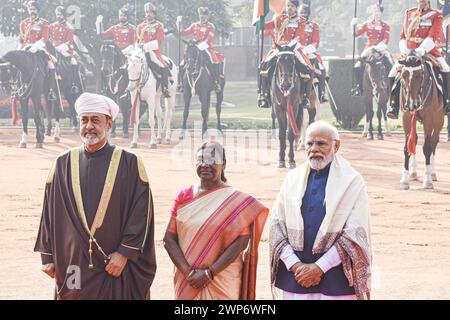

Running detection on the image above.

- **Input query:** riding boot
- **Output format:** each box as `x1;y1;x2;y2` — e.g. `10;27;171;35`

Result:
48;68;57;101
177;63;185;93
161;67;171;98
70;64;80;94
441;72;450;115
351;62;363;96
318;71;328;103
387;76;400;119
257;62;271;108
302;75;313;109
213;63;222;93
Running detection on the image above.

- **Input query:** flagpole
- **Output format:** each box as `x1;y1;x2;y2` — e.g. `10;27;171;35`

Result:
351;0;358;91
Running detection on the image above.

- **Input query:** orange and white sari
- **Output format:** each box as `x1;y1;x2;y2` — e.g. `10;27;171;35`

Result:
167;185;268;300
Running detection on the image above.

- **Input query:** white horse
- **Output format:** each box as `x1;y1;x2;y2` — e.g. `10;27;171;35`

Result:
127;49;178;149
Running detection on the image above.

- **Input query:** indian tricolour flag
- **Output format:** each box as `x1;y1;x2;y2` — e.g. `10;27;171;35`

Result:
252;0;270;34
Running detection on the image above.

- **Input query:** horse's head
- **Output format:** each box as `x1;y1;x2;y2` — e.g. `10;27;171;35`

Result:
275;46;297;97
399;53;425;111
100;40;117;76
126;49;145;91
0;57;17;93
362;49;387;93
183;39;201;73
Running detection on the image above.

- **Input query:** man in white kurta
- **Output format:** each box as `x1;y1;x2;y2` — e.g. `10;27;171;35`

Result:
269;121;372;300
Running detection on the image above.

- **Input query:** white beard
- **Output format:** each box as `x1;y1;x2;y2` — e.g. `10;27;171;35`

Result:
82;131;106;146
309;151;335;171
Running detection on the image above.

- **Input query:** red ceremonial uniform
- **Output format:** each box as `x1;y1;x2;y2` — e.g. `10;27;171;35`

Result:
100;23;136;50
19;17;49;45
137;20;168;67
49;21;75;56
400;7;443;57
180;22;224;63
437;29;446;49
262;14;313;68
355;20;390;48
298;17;323;64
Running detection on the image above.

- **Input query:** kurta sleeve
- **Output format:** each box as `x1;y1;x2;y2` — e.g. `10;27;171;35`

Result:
34;161;57;265
117;155;153;263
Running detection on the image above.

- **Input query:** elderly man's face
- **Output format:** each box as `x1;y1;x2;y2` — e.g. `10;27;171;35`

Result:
305;129;340;170
79;113;112;146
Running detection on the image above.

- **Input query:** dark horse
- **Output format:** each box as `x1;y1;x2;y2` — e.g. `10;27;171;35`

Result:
272;45;306;169
361;50;390;140
46;44;85;133
179;40;225;139
100;40;130;138
398;54;444;190
0;50;54;148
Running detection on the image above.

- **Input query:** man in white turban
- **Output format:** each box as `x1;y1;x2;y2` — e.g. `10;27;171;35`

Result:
34;92;157;299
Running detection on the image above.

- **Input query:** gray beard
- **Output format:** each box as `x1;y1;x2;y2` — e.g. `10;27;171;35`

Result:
81;131;106;146
309;152;335;171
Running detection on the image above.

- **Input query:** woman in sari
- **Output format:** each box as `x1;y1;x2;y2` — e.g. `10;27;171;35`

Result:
163;142;269;300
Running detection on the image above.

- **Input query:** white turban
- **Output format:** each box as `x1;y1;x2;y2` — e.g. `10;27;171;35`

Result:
75;92;120;120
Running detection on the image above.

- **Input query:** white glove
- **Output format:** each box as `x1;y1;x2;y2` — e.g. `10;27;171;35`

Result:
30;39;45;53
17;43;23;50
351;18;358;29
56;43;69;53
373;41;387;52
415;46;426;57
96;15;103;25
303;44;317;55
143;40;159;52
122;45;135;56
196;41;209;51
176;16;182;30
399;39;411;55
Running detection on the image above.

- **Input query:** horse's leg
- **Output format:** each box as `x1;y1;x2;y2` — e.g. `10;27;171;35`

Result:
155;94;163;144
382;103;391;136
32;96;45;148
366;97;374;140
287;122;296;169
430;110;445;181
271;108;277;140
400;113;411;190
110;121;117;138
19;99;29;148
148;96;157;149
278;109;287;168
376;103;384;140
69;95;79;133
180;88;192;140
215;90;223;131
307;107;316;125
422;135;434;189
45;99;52;137
130;93;140;149
163;95;174;144
200;92;210;139
120;95;130;139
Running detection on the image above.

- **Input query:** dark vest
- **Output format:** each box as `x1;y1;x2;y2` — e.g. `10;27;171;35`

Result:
275;164;355;296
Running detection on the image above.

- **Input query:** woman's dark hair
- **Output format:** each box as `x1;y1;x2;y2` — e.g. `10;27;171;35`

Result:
198;141;227;183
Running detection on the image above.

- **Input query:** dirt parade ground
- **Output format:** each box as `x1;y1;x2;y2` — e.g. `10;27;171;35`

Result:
1;127;450;300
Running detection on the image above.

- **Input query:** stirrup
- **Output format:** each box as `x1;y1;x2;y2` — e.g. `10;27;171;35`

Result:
48;90;57;101
214;82;222;93
351;86;362;97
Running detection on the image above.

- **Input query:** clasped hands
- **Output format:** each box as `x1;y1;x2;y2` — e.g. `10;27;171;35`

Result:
186;268;214;289
290;262;324;288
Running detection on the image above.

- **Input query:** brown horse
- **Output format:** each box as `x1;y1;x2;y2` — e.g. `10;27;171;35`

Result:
398;54;444;190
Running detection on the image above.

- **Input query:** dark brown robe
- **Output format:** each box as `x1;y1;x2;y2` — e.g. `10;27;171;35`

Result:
34;143;156;300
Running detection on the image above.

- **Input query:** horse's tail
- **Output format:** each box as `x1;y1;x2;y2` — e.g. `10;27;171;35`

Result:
287;100;299;137
408;112;417;156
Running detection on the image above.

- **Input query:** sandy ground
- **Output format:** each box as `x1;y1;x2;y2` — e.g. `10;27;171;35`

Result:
1;127;450;300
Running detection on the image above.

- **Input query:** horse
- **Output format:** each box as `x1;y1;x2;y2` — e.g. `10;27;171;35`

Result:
0;50;54;148
179;40;225;139
127;49;178;149
398;54;445;190
100;40;131;138
361;50;390;140
272;44;307;169
47;44;85;134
